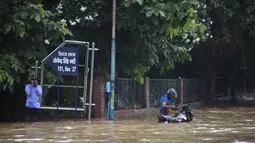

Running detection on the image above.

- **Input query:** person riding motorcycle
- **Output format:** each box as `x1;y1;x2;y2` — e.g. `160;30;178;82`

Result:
159;88;178;121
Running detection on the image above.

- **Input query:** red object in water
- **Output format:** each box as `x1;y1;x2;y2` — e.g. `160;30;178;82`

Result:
176;117;184;122
157;114;167;122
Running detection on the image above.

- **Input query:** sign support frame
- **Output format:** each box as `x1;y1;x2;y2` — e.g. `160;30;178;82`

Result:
39;40;98;121
57;73;60;118
88;42;95;121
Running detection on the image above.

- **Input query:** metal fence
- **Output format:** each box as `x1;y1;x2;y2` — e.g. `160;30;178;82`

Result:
115;78;201;108
183;79;199;103
214;77;255;101
115;78;144;110
149;79;177;107
114;76;255;109
214;77;228;97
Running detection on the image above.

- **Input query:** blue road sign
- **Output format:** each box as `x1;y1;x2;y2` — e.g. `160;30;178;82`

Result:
47;47;79;120
47;47;79;76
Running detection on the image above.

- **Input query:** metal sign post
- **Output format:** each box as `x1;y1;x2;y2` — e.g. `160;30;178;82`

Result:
47;47;79;120
88;42;95;121
35;61;38;78
31;40;98;121
83;43;90;110
107;0;116;120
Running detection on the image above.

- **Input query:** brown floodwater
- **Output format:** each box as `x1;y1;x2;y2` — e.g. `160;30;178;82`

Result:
0;107;255;143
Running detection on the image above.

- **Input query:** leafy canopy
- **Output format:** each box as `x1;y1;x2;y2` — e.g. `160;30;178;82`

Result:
56;0;212;83
116;0;212;83
0;0;70;91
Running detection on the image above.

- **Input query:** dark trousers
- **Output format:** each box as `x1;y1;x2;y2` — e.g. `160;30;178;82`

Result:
25;107;38;117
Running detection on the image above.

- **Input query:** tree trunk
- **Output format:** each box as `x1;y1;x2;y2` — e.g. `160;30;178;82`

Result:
230;76;238;104
205;70;217;105
243;72;246;94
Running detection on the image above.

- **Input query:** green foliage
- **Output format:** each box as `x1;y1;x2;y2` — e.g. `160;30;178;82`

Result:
0;0;213;93
126;66;149;84
0;0;70;92
53;0;212;83
204;0;253;73
55;0;103;28
191;0;255;84
116;0;211;82
0;54;23;92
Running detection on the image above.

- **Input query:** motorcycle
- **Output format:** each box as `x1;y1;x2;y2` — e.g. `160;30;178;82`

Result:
157;104;194;123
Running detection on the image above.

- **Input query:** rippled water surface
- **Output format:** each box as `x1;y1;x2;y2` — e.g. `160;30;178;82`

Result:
1;107;255;143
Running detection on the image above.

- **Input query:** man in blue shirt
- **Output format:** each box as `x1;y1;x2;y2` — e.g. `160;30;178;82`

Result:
159;88;178;121
25;77;42;121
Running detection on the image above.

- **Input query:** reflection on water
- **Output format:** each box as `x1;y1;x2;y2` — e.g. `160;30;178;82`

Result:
0;107;255;143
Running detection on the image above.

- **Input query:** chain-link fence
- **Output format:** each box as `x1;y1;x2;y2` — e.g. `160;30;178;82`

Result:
115;78;144;110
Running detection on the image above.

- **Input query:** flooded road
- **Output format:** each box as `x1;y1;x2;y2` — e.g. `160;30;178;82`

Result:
0;107;255;143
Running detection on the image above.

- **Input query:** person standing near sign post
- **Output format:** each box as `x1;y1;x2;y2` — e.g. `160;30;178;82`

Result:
24;76;42;121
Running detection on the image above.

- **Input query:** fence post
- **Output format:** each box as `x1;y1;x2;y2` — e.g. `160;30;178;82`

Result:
144;77;150;108
198;78;206;101
176;77;183;106
92;76;105;118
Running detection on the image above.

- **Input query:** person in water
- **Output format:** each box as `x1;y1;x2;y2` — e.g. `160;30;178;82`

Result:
159;88;178;121
24;76;42;121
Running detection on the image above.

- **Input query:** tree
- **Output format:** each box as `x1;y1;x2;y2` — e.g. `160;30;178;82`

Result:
0;0;70;92
187;0;255;103
56;0;211;83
